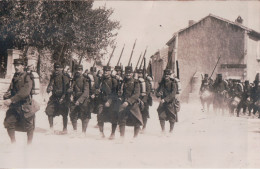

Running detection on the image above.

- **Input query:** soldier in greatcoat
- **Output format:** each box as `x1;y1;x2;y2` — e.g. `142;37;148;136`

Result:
251;73;260;117
69;65;91;136
3;59;35;144
156;68;177;134
118;66;143;139
136;68;151;133
96;66;118;139
45;62;70;134
212;74;228;114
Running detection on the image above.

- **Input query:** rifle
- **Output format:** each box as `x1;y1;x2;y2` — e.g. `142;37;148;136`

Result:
176;60;180;79
139;47;147;69
147;60;153;78
107;45;116;66
143;57;146;79
135;52;143;71
210;55;221;79
117;44;125;66
128;39;137;66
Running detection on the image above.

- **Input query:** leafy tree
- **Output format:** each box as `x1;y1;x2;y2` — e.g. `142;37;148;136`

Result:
0;0;120;80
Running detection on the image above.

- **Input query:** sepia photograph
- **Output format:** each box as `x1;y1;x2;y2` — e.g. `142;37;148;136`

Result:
0;0;260;168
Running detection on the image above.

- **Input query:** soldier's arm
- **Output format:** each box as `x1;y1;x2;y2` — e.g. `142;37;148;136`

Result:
77;78;90;104
10;75;33;103
47;74;54;93
164;81;177;103
127;80;140;105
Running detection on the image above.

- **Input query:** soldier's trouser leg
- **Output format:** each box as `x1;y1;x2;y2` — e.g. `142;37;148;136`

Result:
98;122;104;133
48;116;54;129
4;111;17;143
70;108;78;130
25;115;35;145
160;120;165;132
82;118;89;133
169;122;175;133
111;123;117;135
119;125;125;137
134;125;140;138
62;115;68;131
142;117;147;130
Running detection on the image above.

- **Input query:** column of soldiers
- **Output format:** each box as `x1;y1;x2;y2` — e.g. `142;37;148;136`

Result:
2;56;182;144
200;73;260;117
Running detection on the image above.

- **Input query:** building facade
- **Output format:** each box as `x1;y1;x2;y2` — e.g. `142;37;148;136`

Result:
165;14;260;102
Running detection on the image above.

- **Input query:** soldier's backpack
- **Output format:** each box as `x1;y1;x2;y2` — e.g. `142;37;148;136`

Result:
138;77;146;96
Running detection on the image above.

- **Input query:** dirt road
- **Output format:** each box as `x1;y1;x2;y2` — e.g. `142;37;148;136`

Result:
0;101;260;168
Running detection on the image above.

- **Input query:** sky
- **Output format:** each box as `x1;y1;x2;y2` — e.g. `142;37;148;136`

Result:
93;1;260;68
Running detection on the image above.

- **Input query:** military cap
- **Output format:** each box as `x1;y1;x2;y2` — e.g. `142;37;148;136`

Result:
204;74;208;77
164;68;172;75
245;80;249;85
90;67;97;72
13;59;25;65
115;66;122;71
125;66;133;74
217;74;222;77
75;64;83;70
103;65;111;71
54;62;62;69
136;69;143;74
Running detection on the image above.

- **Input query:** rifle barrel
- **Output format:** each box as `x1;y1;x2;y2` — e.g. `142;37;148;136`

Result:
210;55;221;78
128;39;137;66
107;45;116;66
139;46;148;69
135;52;143;70
117;44;125;66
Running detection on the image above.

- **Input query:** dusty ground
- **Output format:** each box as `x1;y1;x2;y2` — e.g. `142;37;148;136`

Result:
0;100;260;168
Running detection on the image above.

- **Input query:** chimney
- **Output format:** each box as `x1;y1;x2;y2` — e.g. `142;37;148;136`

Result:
235;16;243;24
188;20;196;26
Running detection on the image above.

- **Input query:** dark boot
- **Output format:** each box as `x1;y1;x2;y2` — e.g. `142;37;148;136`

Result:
160;120;165;132
134;126;140;138
27;130;34;145
7;129;16;143
142;117;147;130
169;122;175;133
82;118;90;133
109;124;117;140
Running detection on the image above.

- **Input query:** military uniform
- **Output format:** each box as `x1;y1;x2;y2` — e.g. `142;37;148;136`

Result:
251;74;260;117
118;66;142;138
136;69;151;132
69;65;90;133
212;74;228;114
228;80;243;115
156;69;177;133
45;62;70;133
3;59;35;144
96;66;118;139
237;80;251;116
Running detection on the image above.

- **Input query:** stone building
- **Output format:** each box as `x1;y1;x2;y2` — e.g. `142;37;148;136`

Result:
161;14;260;102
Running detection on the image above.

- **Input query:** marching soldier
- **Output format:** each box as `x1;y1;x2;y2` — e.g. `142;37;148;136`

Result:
156;68;177;135
96;66;118;139
69;65;91;136
45;62;70;134
212;74;228;114
228;80;243;116
136;68;150;133
251;73;260;117
3;59;35;144
237;80;251;116
118;66;143;141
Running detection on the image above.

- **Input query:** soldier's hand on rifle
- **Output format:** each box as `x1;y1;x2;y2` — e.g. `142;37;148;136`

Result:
105;101;110;107
160;99;165;104
59;98;64;104
91;94;95;99
75;101;80;106
122;101;128;108
4;99;11;106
